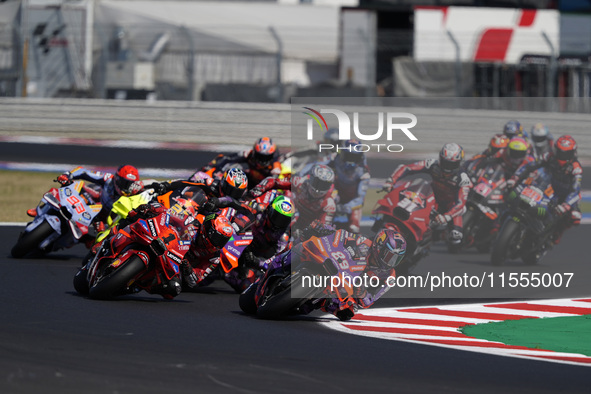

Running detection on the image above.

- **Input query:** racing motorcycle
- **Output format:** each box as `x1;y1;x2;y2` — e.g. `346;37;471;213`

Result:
490;168;558;266
371;177;436;275
461;162;507;253
12;180;102;258
80;187;160;267
239;232;361;320
220;189;283;293
73;187;207;299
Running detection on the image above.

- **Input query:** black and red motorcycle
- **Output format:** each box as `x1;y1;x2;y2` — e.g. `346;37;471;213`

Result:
74;187;208;300
461;162;507;252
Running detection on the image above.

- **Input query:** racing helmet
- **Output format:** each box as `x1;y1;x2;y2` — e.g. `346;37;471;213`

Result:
487;134;510;157
322;128;340;150
505;136;529;166
220;168;248;199
305;164;334;200
531;123;551;150
370;229;407;270
201;214;234;248
338;139;365;168
250;137;277;169
503;120;523;138
114;165;143;197
265;195;294;231
554;135;577;168
439;143;465;175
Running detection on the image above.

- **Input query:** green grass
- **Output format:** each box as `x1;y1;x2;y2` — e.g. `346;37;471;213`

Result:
0;170;588;222
1;170;63;223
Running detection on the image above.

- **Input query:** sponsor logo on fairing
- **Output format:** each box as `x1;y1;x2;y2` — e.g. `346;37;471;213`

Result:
166;251;182;265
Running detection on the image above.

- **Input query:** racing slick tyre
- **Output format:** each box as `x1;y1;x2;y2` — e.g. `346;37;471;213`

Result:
11;221;54;258
491;220;520;266
89;255;145;300
73;266;90;296
239;283;258;315
256;271;318;320
460;208;477;251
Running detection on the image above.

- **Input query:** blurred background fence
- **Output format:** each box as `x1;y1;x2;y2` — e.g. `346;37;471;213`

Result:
2;0;591;106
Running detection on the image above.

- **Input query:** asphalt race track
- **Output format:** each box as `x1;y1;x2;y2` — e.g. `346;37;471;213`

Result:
1;143;589;393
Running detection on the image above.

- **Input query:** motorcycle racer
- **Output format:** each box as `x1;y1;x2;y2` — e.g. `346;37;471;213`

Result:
529;123;554;161
152;168;257;226
295;227;407;321
291;164;337;230
120;201;234;297
387;143;472;246
464;134;510;179
48;165;144;217
224;195;293;292
506;135;582;244
192;137;282;188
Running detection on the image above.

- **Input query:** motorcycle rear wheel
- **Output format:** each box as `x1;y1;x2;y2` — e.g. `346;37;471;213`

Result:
89;255;145;300
11;221;54;258
491;220;520;266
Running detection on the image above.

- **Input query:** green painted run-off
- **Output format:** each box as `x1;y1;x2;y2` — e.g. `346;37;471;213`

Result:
461;315;591;357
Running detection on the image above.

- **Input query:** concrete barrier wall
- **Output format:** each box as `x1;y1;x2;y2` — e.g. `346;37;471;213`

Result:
0;98;589;157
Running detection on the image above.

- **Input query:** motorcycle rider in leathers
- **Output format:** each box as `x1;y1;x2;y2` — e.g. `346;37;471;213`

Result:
119;200;234;298
387;143;473;246
224;195;294;293
191;137;282;189
506;135;582;245
275;226;407;321
51;165;144;218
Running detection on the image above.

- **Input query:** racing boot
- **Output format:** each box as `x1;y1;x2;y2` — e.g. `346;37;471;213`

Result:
26;209;37;217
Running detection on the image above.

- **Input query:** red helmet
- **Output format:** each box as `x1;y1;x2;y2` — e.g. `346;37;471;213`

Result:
554;135;577;167
250;137;277;169
201;214;233;248
114;165;142;197
488;134;510;157
220;168;248;199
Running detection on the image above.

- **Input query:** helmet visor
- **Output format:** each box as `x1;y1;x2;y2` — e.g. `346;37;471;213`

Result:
440;159;460;173
268;209;291;230
221;181;246;199
376;246;405;269
341;150;364;164
115;177;140;196
253;151;274;167
508;148;527;161
556;148;575;162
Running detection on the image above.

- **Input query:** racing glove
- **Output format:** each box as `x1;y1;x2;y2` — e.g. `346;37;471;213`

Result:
55;172;72;186
433;214;451;226
180;260;198;288
554;202;571;216
202;197;219;213
146;182;169;195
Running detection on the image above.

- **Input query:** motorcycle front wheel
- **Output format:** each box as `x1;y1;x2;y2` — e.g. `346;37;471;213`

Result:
491;219;521;266
89;255;145;300
11;221;54;258
238;283;258;315
257;271;318;320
